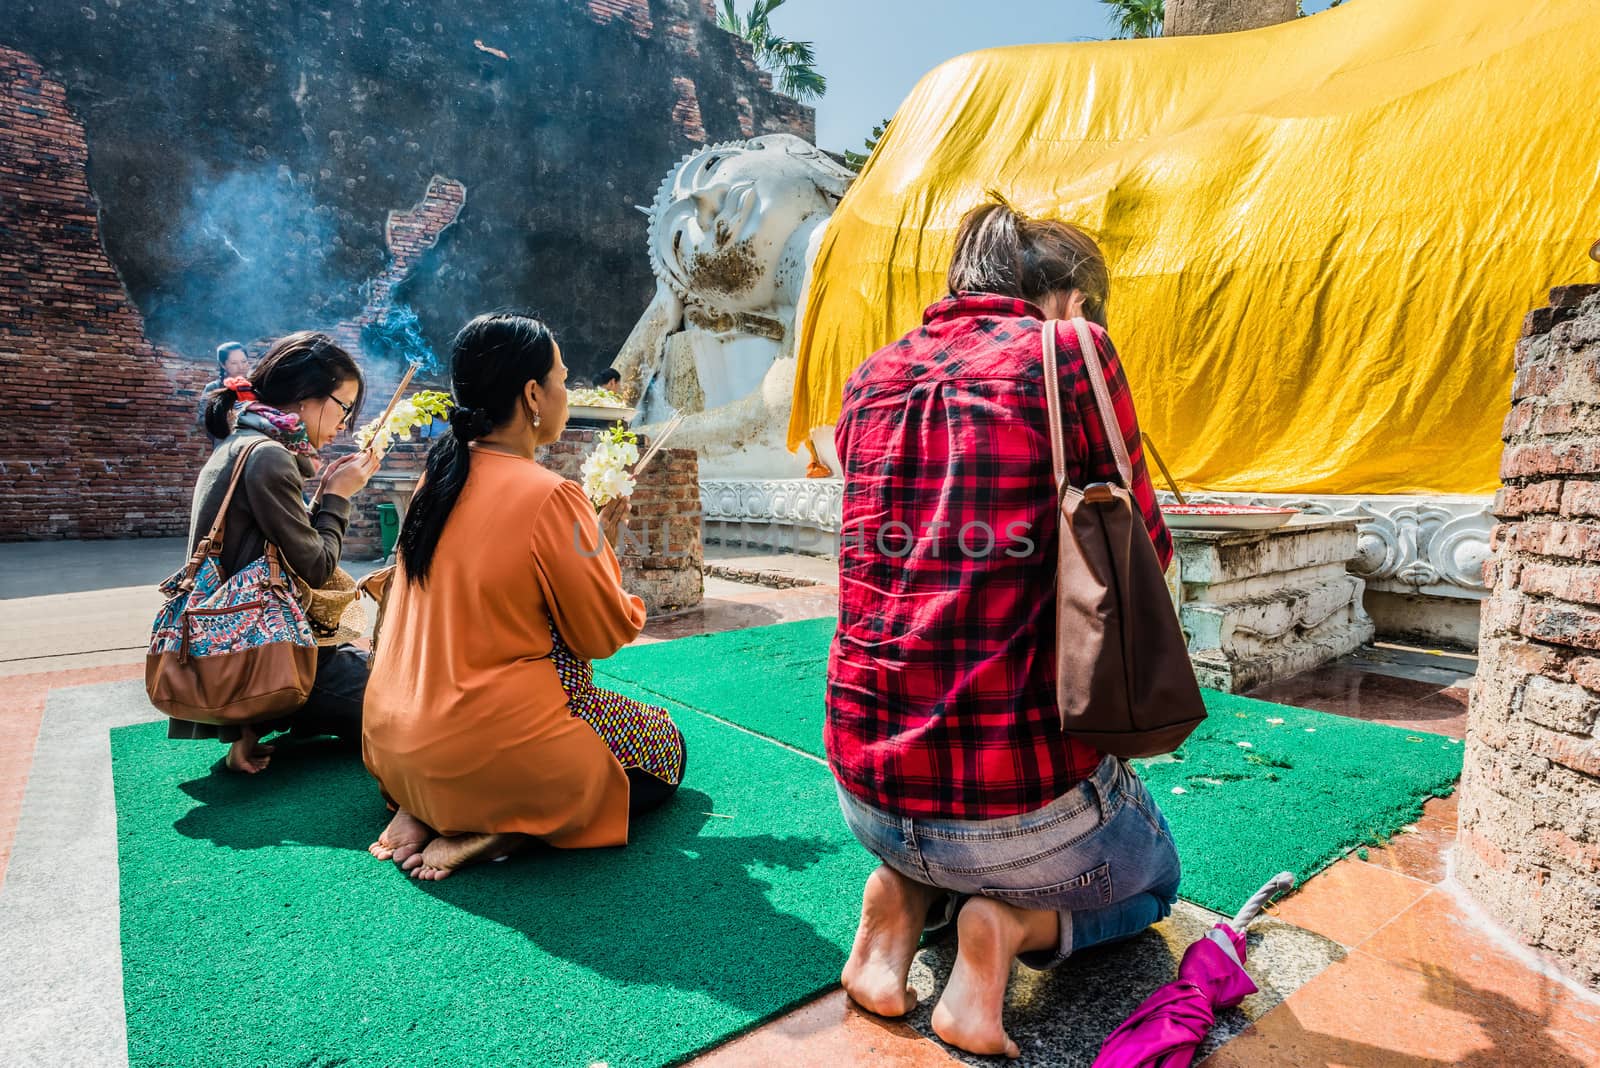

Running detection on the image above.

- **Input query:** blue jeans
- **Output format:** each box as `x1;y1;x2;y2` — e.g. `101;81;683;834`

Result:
835;755;1181;968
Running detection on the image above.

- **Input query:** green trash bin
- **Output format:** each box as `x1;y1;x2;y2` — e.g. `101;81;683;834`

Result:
376;502;401;560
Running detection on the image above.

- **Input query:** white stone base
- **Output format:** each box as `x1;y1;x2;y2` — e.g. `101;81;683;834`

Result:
700;477;842;557
1161;492;1493;649
1364;590;1481;650
701;478;1491;648
1174;517;1375;693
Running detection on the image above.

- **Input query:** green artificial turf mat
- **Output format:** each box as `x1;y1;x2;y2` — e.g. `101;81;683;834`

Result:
603;618;1464;914
1132;691;1462;911
599;616;835;755
112;696;875;1068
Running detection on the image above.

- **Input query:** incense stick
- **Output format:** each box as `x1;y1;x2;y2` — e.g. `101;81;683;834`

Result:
1142;433;1187;505
365;363;418;456
631;413;685;479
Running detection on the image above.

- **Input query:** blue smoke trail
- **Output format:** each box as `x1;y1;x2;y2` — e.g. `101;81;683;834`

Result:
361;303;442;374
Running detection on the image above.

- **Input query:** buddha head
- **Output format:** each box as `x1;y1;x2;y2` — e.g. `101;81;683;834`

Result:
646;134;854;315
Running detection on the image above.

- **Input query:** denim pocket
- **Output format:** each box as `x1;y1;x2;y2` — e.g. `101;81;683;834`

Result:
1116;764;1169;842
980;861;1113;911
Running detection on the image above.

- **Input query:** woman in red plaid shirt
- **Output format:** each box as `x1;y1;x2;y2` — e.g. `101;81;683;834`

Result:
827;200;1181;1058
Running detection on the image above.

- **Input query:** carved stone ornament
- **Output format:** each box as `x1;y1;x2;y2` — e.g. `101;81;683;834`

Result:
700;480;1493;600
1157;493;1494;599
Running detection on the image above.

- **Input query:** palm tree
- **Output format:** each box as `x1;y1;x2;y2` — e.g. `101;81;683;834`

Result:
844;116;892;173
1101;0;1165;39
717;0;827;102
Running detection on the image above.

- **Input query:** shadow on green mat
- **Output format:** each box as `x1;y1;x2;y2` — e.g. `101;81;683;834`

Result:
173;740;372;851
160;740;853;1017
418;788;848;1011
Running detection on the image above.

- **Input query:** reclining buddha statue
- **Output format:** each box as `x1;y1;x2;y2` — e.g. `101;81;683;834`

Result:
609;134;853;480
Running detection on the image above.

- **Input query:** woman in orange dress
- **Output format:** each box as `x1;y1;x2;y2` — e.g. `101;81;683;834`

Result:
361;313;686;880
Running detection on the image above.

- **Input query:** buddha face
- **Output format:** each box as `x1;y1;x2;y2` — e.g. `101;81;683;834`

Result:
650;135;852;314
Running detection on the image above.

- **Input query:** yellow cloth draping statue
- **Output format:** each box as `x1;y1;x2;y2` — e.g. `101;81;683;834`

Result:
790;0;1600;495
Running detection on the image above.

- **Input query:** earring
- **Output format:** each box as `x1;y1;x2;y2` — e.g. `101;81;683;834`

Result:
532;411;541;428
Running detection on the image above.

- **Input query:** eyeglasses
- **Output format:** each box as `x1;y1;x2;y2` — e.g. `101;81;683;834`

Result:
330;395;355;422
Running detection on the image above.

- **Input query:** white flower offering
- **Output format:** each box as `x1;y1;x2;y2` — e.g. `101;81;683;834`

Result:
581;423;640;506
568;386;630;409
354;389;454;455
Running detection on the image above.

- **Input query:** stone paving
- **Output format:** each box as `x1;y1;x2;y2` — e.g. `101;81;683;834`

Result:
2;540;1598;1066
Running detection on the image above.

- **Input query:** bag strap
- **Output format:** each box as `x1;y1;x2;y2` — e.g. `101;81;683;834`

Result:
179;439;268;589
1041;319;1134;490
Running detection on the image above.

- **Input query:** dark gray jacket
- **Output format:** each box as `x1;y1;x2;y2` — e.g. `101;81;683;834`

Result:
189;429;352;585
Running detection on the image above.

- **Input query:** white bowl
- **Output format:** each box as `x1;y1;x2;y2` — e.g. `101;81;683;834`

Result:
1163;505;1298;531
568;404;637;424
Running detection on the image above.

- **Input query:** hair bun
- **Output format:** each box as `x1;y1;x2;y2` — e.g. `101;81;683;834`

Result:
449;405;493;442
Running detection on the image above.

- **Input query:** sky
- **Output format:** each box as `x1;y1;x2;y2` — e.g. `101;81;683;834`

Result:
763;0;1338;152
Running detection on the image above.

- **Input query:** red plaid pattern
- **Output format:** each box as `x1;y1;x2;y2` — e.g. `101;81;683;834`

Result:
825;293;1174;820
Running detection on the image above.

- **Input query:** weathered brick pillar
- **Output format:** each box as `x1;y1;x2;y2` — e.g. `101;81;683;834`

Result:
1460;283;1600;990
538;428;704;615
1164;0;1297;37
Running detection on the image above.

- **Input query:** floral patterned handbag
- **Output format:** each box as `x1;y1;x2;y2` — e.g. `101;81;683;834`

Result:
146;440;319;724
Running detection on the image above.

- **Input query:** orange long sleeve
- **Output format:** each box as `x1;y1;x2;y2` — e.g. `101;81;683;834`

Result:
530;479;648;662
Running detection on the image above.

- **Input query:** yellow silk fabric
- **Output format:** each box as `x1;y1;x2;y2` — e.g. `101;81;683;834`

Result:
790;0;1600;494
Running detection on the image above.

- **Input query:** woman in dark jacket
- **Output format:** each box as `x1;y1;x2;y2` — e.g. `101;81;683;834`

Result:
177;331;381;773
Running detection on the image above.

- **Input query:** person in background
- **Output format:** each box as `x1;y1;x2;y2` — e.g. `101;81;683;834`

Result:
197;342;253;447
594;367;622;393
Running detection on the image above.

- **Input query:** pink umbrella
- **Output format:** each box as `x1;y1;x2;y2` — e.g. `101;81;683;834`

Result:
1093;872;1296;1068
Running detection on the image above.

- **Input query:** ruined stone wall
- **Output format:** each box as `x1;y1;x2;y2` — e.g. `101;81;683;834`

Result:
1;1;808;540
1459;283;1600;989
1;0;813;376
0;48;208;540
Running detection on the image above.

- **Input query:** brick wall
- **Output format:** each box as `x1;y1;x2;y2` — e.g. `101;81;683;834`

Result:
1;0;811;544
348;427;703;615
1459;282;1600;990
0;48;208;540
345;441;434;559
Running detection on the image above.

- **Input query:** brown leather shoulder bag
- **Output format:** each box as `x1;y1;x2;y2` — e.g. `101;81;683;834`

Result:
145;440;319;724
1042;318;1206;757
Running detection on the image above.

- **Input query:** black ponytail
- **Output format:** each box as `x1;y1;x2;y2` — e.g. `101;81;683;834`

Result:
397;313;556;586
202;383;244;440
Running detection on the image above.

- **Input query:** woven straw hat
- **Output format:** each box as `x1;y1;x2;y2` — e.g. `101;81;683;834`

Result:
294;567;368;647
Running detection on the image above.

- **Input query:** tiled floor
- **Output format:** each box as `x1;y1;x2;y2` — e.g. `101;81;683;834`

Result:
1246;645;1474;740
4;560;1599;1067
681;605;1600;1066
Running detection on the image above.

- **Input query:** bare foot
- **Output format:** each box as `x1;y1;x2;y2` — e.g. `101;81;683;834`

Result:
224;729;275;774
930;897;1059;1059
368;809;434;864
403;832;525;881
840;865;939;1017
